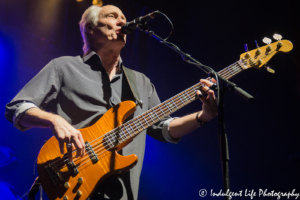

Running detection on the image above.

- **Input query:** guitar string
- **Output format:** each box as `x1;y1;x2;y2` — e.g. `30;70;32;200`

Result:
56;48;276;169
51;85;197;171
52;53;271;177
57;84;202;176
50;61;244;171
67;70;238;173
47;50;276;180
55;84;201;171
50;62;244;170
51;58;259;172
220;48;274;79
57;64;245;175
54;93;193;175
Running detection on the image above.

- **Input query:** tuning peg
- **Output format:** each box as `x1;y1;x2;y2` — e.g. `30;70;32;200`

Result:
263;37;272;45
255;40;259;48
273;33;282;41
244;44;248;52
265;66;275;74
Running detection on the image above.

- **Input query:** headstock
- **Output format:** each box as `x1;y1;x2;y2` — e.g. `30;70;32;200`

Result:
239;34;293;72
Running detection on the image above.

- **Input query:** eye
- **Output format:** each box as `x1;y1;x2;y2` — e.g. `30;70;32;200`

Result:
108;14;116;18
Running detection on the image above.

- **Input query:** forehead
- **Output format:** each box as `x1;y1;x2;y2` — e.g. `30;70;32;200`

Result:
99;5;125;17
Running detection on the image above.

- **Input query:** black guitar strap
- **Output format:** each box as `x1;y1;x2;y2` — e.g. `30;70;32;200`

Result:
122;66;143;108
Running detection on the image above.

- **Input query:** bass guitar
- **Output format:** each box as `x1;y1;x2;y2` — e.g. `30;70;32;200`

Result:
37;36;293;200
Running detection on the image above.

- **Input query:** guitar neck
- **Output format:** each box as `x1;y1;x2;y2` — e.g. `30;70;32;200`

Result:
217;61;244;79
111;61;243;145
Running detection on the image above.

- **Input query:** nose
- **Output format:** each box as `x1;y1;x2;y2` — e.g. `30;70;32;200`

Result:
116;17;126;27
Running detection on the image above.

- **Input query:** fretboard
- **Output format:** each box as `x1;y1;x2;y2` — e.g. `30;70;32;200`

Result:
107;61;244;146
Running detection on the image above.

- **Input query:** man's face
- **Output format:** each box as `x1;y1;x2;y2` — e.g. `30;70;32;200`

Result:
91;5;127;49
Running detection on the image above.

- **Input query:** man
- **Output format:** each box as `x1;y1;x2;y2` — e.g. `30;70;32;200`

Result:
5;5;217;200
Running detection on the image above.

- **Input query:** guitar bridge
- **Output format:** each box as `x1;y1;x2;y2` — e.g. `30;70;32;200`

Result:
85;141;99;164
45;163;64;185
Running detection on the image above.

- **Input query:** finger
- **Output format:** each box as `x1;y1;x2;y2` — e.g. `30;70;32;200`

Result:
200;79;214;87
72;133;84;158
197;90;208;104
196;90;203;98
207;90;216;99
211;78;217;83
59;141;64;155
78;133;85;157
201;84;211;95
66;141;73;162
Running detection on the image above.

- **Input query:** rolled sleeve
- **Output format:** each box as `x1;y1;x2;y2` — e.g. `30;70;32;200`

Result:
13;102;38;131
162;117;181;144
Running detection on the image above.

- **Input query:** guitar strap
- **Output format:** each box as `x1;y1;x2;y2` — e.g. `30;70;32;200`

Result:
123;66;143;108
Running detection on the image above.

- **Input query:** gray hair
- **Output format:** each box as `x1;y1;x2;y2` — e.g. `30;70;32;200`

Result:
79;5;102;54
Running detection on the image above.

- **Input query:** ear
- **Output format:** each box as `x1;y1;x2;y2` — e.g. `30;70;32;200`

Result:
86;24;94;33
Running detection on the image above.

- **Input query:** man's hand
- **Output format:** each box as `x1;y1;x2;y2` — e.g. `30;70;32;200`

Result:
19;107;85;162
169;79;218;139
197;79;218;123
49;115;85;162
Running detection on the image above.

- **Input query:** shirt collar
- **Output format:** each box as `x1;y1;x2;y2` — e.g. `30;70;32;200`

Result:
82;51;123;74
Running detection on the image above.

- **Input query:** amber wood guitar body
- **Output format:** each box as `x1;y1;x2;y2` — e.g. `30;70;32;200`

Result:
37;101;138;200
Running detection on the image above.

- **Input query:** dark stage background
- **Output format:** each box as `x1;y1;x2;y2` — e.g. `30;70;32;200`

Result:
0;0;299;199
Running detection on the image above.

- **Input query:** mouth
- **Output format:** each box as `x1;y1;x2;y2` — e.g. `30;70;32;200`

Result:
116;29;125;37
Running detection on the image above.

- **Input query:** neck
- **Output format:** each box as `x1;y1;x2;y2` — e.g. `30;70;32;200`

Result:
85;45;122;76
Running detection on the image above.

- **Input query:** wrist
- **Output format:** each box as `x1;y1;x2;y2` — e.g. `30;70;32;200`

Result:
196;111;207;126
47;114;61;128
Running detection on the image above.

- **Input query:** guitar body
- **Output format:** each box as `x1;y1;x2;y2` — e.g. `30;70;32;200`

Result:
37;101;138;200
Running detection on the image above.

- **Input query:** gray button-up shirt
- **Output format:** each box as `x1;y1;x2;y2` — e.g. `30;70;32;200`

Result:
5;51;179;200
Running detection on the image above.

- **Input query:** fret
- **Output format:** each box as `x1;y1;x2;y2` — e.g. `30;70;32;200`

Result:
137;117;144;129
231;64;241;73
171;98;179;110
191;85;198;94
178;95;186;105
151;113;157;121
184;91;192;101
227;67;233;75
133;121;140;132
182;94;189;103
147;113;155;123
124;126;131;137
142;115;150;126
128;124;136;136
108;59;248;148
106;134;114;147
219;62;242;77
106;131;113;143
165;101;172;113
124;126;132;138
236;61;244;69
120;129;127;142
158;106;166;117
152;110;160;120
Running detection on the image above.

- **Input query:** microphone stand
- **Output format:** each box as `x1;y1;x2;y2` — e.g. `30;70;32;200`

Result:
136;24;254;200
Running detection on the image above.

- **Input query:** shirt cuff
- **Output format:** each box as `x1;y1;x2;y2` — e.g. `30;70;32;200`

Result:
13;102;38;131
162;117;181;144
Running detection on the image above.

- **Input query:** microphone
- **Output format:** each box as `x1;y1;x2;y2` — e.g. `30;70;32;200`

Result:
121;11;160;34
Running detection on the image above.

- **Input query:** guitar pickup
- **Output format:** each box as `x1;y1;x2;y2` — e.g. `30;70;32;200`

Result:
45;163;64;185
85;141;99;164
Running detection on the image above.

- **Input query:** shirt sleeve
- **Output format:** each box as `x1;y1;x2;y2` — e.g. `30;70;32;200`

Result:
5;60;61;131
12;102;38;131
146;82;181;144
